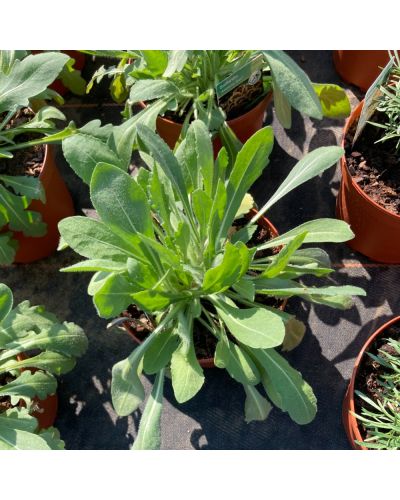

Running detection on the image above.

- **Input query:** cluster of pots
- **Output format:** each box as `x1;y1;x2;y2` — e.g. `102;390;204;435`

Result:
8;50;399;449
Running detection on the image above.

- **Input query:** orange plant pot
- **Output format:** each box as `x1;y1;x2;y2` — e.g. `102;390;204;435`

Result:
16;354;58;430
13;145;75;263
336;100;400;263
140;92;272;152
122;211;284;369
342;316;400;450
333;50;391;93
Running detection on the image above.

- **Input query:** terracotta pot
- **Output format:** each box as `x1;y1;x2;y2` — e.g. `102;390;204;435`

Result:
336;100;400;263
139;92;272;152
12;144;75;263
333;50;391;92
342;316;400;450
122;211;285;368
16;353;58;430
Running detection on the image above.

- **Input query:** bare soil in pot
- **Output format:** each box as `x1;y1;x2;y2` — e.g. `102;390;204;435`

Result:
353;323;400;443
0;108;45;177
164;79;266;124
344;113;400;216
121;213;284;367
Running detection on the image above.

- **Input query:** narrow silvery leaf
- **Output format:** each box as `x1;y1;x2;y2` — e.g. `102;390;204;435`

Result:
132;369;165;450
256;219;354;251
213;298;285;349
243;385;272;423
61;259;127;273
263;50;322;119
163;51;188;77
253;147;344;222
260;232;307;279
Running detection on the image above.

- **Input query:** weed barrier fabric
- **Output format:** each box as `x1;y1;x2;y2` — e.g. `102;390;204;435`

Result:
1;51;399;449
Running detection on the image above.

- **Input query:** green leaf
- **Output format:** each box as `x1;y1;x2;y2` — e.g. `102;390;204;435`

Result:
273;82;292;128
143;330;179;375
91;162;154;239
218;127;274;243
213;298;285;349
0;52;69;113
254;146;344;219
0;283;13;322
232;278;255;302
235;193;255;218
250;348;317;425
38;427;65;450
230;224;257;245
260;232;307;279
59;57;86;96
0;351;76;376
0;321;87;361
0;175;45;202
202;242;250;294
132;368;165;450
163;51;188;77
140;50;169;75
215;337;260;386
0;370;56;405
58;216;139;262
129;79;178;103
131;289;177;313
61;259;127;273
62;133;123;184
243;385;272;423
263;50;322;120
0;185;46;237
0;409;51;450
93;273;135;319
257;219;355;250
170;344;204;404
313;83;351;119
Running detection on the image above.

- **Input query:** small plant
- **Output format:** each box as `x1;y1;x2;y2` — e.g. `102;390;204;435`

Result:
0;50;76;264
85;50;350;132
0;283;88;449
369;51;400;150
353;337;400;450
59;120;365;449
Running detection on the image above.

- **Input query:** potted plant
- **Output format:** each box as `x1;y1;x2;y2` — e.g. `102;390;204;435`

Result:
0;50;77;264
336;53;400;262
85;50;350;149
58;119;365;449
0;282;88;449
333;50;393;92
343;316;400;450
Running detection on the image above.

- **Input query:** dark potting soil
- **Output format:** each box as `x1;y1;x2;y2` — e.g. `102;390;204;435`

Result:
354;324;400;440
122;216;282;361
0;108;45;178
163;80;265;124
345;112;400;216
0;371;16;413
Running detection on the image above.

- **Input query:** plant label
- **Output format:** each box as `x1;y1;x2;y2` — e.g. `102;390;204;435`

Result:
215;53;264;100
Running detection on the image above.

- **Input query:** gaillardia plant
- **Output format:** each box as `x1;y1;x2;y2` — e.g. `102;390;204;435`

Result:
0;283;88;449
85;50;350;132
0;50;76;264
58;121;365;449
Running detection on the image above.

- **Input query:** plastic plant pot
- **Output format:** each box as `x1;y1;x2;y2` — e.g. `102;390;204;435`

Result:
342;316;400;450
336;100;400;263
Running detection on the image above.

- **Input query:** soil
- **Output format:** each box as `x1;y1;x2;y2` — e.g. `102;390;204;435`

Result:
162;79;265;124
0;108;45;178
0;372;16;413
345;112;400;216
121;216;283;361
354;324;400;440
